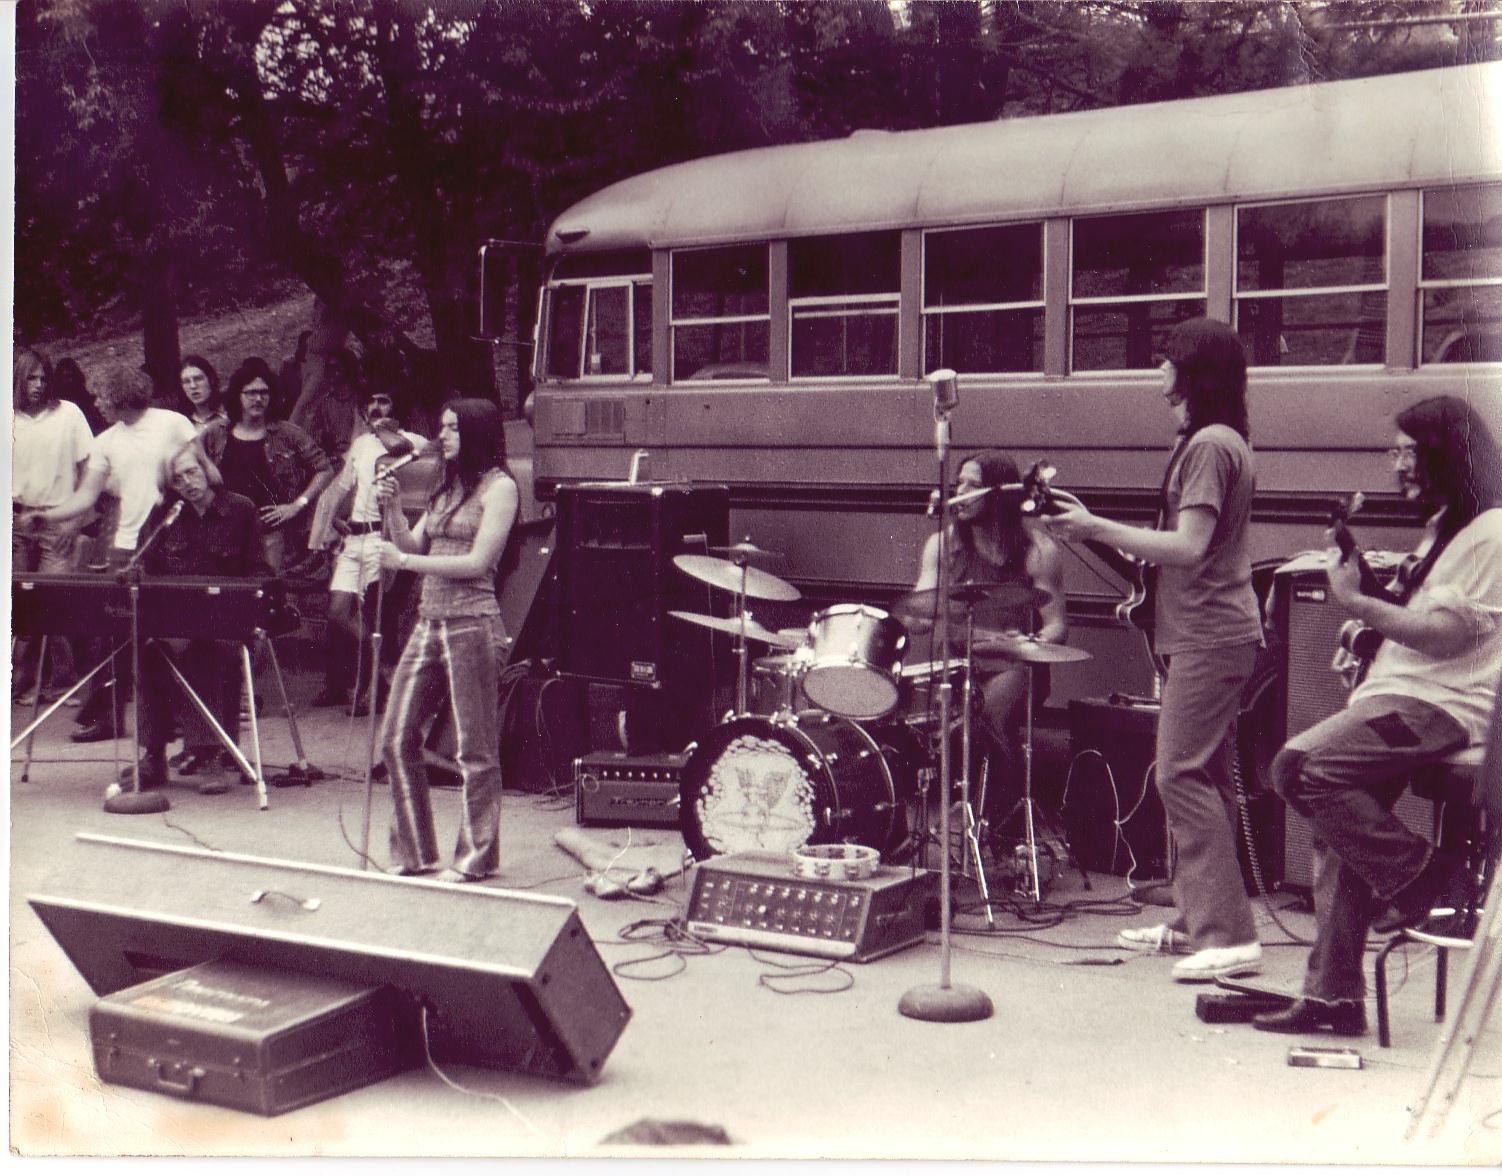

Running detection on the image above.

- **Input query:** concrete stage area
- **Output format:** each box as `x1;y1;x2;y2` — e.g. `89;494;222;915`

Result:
8;680;1501;1164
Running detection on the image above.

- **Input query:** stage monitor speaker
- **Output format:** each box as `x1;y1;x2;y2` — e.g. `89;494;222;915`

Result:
29;833;631;1085
1271;568;1435;889
553;483;731;753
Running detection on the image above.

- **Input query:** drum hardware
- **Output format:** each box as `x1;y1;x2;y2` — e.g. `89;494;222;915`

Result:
708;538;785;565
890;582;1052;633
672;546;802;718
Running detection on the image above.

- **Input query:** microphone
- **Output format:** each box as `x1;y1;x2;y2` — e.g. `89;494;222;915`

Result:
376;439;438;479
160;500;185;529
927;368;958;417
117;500;184;581
927;486;995;516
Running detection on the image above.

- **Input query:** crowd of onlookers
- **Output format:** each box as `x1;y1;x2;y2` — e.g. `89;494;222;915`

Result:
12;338;433;774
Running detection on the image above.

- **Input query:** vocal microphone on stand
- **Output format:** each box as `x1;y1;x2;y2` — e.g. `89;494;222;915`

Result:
374;438;439;480
117;500;184;581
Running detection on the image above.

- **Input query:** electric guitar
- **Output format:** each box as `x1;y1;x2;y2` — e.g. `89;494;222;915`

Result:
1327;492;1399;689
1020;460;1154;637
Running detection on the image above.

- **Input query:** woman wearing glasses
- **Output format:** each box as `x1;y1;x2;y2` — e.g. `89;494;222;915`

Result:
1044;317;1264;984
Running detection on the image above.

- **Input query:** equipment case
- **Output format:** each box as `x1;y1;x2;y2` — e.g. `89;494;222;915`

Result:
90;960;407;1116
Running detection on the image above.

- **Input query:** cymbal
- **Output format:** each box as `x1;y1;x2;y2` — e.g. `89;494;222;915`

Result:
668;610;801;648
672;554;802;602
972;635;1091;665
709;539;785;565
890;582;1052;627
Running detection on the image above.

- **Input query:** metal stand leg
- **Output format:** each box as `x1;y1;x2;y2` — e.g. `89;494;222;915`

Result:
956;620;995;926
261;631;319;787
240;645;269;810
11;643;126;752
19;636;48;783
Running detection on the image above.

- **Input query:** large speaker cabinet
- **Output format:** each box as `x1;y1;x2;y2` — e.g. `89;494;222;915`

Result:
553;483;731;752
1272;567;1435;890
29;834;631;1085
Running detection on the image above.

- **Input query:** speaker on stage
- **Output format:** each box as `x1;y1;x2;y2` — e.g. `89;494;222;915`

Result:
1272;566;1434;890
553;483;731;753
29;833;631;1085
1064;699;1169;881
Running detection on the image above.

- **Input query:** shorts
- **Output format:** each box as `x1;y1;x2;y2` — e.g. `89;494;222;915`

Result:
330;532;387;596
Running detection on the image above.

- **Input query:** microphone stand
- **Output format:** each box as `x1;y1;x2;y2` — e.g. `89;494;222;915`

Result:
900;370;993;1024
104;504;180;815
359;477;397;869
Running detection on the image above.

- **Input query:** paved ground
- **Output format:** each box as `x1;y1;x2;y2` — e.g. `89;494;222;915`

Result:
7;673;1502;1163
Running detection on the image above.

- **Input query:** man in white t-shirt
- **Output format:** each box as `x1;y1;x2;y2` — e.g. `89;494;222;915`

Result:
20;362;197;741
308;389;427;714
12;348;95;699
1256;395;1502;1039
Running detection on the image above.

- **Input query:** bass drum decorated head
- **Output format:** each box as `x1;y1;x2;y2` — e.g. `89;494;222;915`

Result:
679;711;910;861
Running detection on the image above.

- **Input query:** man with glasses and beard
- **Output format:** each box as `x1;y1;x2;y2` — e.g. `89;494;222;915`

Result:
1253;395;1502;1038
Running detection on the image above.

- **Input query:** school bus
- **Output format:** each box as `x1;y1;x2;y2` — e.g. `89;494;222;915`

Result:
495;61;1502;706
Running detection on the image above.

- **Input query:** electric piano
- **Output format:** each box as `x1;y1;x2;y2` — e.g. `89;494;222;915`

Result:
11;574;299;641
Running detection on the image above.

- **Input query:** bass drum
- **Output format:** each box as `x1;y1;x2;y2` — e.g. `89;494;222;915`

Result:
680;711;910;861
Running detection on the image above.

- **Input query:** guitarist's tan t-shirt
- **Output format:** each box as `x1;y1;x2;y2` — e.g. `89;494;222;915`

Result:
1351;506;1502;746
1153;423;1263;656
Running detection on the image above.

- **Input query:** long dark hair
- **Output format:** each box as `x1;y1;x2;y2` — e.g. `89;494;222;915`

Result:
1165;317;1250;442
178;355;222;417
949;451;1029;579
1395;395;1502;536
429;398;509;528
14;348;56;412
225;357;282;424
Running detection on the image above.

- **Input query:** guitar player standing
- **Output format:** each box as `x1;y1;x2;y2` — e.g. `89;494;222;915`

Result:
1044;317;1266;984
1252;395;1502;1038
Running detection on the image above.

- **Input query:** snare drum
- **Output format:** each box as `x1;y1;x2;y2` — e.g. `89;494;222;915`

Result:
680;711;909;860
801;604;908;721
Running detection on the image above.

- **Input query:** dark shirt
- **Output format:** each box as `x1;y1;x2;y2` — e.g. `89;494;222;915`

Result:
219;435;276;508
141;489;272;581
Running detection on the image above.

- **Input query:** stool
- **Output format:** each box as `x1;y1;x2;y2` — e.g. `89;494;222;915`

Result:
1374;746;1494;1048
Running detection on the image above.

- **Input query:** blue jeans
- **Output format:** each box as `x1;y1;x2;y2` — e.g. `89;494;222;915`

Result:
382;615;506;878
1272;694;1467;1000
1157;642;1261;949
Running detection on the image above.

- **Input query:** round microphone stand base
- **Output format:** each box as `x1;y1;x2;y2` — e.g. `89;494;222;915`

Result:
898;982;994;1023
102;784;171;815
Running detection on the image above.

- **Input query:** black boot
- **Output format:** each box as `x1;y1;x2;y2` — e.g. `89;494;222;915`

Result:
1372;850;1463;935
1252;999;1367;1036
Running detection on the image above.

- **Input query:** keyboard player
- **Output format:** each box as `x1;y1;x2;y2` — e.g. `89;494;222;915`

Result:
127;439;271;794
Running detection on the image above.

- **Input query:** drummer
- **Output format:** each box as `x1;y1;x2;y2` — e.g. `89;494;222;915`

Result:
913;451;1067;826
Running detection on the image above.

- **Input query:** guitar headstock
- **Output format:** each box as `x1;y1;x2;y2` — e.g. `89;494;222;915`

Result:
1329;491;1365;560
1019;460;1059;516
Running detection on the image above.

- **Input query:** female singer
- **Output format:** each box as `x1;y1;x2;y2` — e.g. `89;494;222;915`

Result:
914;451;1067;834
1044;317;1264;983
375;399;518;882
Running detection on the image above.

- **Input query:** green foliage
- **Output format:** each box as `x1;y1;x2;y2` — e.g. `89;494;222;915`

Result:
15;0;1501;411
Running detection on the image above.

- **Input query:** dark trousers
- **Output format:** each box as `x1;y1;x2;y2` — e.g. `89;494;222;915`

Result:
1272;693;1466;1000
138;639;242;758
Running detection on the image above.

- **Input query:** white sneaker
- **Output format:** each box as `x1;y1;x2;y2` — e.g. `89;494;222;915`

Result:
1115;924;1192;955
1171;942;1262;983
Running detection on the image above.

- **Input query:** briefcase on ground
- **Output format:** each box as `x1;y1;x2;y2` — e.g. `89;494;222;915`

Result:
89;960;407;1116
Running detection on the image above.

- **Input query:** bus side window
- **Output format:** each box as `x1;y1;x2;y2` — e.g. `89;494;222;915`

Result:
1234;194;1387;367
1420;184;1502;365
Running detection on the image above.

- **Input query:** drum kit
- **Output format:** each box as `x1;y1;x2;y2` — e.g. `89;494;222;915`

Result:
667;537;1091;903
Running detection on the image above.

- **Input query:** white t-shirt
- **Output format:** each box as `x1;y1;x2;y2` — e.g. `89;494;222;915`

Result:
345;428;427;523
89;407;197;549
12;401;94;509
1353;507;1502;745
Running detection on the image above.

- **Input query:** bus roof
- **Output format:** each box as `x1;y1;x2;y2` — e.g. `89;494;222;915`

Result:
546;62;1502;256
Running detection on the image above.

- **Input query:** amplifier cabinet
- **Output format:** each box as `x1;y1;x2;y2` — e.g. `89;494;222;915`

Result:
1064;699;1169;881
1271;567;1436;889
683;851;936;963
90;961;405;1116
574;751;688;828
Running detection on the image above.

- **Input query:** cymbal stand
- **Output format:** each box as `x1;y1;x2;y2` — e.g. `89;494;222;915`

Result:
733;560;751;716
899;369;992;1024
956;604;996;926
1015;658;1044;902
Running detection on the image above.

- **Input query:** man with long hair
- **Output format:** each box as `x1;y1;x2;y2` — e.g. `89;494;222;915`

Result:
1045;317;1266;983
11;347;94;700
1253;395;1502;1037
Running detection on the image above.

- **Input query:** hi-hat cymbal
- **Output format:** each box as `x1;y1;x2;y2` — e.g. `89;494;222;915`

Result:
753;651;811;673
891;582;1052;626
668;610;801;648
972;635;1091;665
709;539;785;565
672;554;802;602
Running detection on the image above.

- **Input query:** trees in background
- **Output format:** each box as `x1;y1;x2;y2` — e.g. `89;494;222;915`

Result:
15;0;1500;423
